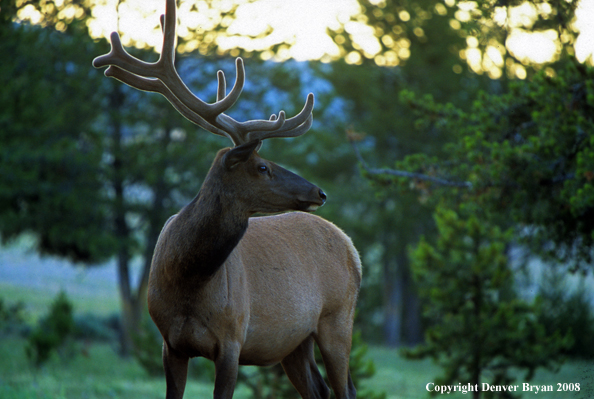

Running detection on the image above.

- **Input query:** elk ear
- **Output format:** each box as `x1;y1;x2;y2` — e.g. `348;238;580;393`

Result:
223;139;261;170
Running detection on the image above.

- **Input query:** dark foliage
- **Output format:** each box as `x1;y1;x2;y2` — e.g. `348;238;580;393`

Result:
25;291;75;366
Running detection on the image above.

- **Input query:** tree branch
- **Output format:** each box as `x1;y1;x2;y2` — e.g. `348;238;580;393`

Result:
350;139;472;189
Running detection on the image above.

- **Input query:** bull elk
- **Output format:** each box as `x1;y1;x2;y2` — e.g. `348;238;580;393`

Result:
93;1;361;398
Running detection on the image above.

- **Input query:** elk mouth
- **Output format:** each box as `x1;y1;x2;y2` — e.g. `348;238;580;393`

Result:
297;189;326;212
303;203;321;212
295;201;322;213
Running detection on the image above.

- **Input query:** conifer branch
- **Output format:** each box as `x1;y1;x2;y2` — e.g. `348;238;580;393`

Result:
348;133;472;189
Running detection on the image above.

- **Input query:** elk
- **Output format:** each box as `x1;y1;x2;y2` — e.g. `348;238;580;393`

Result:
93;1;361;398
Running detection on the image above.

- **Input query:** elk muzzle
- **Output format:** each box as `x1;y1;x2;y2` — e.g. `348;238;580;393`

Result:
298;187;326;212
295;183;326;212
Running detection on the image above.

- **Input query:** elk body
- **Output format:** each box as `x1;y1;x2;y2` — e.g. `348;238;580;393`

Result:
93;1;361;398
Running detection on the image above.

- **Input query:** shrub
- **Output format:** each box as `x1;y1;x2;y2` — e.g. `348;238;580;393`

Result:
25;291;75;366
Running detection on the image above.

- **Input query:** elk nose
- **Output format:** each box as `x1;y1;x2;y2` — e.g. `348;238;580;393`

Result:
319;189;327;203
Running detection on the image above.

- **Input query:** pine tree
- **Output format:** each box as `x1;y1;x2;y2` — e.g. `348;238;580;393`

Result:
406;207;570;399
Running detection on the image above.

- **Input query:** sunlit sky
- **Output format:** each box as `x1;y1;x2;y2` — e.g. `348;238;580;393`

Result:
86;0;365;62
17;0;594;70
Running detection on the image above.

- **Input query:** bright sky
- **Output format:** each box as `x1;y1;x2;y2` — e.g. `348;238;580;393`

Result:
87;0;366;62
575;0;594;63
17;0;594;69
219;0;365;61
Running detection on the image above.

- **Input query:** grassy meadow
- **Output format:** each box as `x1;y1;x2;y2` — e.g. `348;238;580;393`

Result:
1;245;593;398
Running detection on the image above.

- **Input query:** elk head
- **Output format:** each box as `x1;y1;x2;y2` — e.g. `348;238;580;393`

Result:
213;140;326;214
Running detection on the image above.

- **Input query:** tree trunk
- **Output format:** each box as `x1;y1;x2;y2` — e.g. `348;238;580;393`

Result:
116;251;136;357
383;255;403;347
403;273;423;345
109;83;137;356
383;243;423;347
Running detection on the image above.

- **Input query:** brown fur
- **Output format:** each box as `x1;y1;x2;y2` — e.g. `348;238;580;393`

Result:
148;145;361;399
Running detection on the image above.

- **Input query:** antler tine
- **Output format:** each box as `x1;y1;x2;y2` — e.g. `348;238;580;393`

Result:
279;92;314;131
217;70;226;101
245;93;315;142
93;31;153;78
160;1;175;67
248;114;313;142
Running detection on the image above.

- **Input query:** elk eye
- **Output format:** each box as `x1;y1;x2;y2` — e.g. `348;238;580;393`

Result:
258;164;268;173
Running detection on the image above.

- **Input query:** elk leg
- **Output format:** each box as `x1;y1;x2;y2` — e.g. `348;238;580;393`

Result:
213;342;241;399
281;336;330;399
315;319;357;399
163;342;189;399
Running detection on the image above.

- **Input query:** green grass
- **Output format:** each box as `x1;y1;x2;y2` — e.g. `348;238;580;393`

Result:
364;346;593;399
2;334;592;399
0;335;253;399
0;283;119;323
363;346;440;398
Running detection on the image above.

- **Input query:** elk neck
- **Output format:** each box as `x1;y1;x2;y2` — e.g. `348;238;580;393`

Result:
155;167;250;282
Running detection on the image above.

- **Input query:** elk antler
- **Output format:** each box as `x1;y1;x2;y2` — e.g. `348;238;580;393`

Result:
92;0;314;147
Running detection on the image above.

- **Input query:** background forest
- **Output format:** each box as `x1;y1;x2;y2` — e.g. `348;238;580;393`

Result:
1;0;594;398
